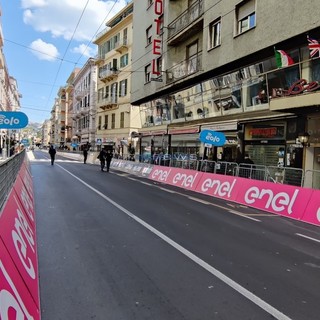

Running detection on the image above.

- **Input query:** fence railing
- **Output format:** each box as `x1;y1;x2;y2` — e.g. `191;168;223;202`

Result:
118;153;317;189
0;150;25;212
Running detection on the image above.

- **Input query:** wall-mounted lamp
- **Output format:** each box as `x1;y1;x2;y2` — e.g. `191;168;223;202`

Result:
298;132;310;146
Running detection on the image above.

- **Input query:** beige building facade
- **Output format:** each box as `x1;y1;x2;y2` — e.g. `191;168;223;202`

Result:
94;2;141;156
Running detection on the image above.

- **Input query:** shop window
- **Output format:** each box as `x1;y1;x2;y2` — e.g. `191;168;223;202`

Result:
267;65;300;98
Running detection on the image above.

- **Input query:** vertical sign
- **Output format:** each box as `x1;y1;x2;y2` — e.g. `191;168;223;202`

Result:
152;0;163;75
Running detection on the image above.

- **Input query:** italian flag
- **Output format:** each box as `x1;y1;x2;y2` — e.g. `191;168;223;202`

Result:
275;50;294;68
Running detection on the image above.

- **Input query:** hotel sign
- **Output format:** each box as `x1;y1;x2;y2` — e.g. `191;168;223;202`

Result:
152;0;163;76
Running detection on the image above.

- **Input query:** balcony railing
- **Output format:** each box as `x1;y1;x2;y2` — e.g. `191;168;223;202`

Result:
167;0;204;39
166;52;202;84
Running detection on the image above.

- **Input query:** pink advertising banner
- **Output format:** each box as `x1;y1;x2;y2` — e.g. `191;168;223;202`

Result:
234;179;312;220
0;238;40;319
19;161;34;203
0;188;40;308
147;166;319;226
300;189;320;226
195;173;240;201
14;175;36;229
149;166;203;191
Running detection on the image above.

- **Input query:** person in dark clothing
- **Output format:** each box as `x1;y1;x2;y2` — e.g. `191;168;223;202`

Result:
105;149;113;172
83;147;88;164
243;153;254;165
48;145;56;165
98;148;107;171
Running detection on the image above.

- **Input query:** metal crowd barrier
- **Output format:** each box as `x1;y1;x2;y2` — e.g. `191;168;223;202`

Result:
0;150;25;212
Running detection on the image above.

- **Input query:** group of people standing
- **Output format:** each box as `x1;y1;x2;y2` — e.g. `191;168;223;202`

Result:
97;148;113;172
48;144;113;172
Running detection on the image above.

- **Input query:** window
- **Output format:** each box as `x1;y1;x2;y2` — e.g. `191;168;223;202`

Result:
236;0;255;34
155;57;162;77
98;116;102;130
145;64;151;83
104;115;108;129
120;112;125;128
111;83;118;103
98;88;104;102
119;79;128;97
111;113;115;129
146;26;152;46
105;86;109;99
120;53;129;68
208;18;221;49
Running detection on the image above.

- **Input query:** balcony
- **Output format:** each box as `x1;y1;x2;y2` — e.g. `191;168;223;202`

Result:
98;97;118;110
115;38;128;53
166;52;202;84
99;69;118;82
167;0;204;45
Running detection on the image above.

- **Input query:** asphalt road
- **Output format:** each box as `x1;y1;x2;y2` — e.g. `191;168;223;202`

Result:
30;150;320;320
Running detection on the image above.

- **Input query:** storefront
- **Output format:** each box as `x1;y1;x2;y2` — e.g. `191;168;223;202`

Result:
168;127;200;159
244;118;305;167
201;121;239;162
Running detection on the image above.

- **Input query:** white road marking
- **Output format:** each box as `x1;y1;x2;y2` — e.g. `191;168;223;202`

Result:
159;187;176;193
228;210;261;222
296;233;320;243
187;196;211;205
57;164;291;320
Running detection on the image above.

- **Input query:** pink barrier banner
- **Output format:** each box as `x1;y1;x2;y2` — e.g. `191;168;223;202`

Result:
0;238;40;319
147;166;318;226
195;173;240;201
234;179;313;221
149;166;203;191
0;188;40;308
14;175;36;228
301;189;320;226
18;161;34;203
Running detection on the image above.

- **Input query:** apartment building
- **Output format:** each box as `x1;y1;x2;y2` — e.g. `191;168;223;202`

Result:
131;0;320;174
65;68;80;149
0;5;22;152
94;1;141;155
71;58;97;150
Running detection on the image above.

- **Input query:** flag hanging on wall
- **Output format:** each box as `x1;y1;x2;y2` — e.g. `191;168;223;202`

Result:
308;36;320;58
275;50;294;68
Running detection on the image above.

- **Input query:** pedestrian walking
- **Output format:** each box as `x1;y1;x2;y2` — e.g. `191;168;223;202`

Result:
105;149;113;172
83;146;88;164
97;148;107;171
48;145;56;165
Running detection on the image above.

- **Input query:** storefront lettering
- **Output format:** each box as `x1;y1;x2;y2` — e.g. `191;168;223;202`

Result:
201;178;237;198
286;79;320;95
173;173;198;188
244;187;299;214
249;128;277;138
273;79;320;98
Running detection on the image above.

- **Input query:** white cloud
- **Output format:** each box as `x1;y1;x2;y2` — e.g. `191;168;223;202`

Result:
22;0;129;42
29;39;59;61
72;44;96;58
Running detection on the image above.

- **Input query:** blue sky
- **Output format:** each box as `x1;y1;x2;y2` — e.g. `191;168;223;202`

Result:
1;0;129;125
